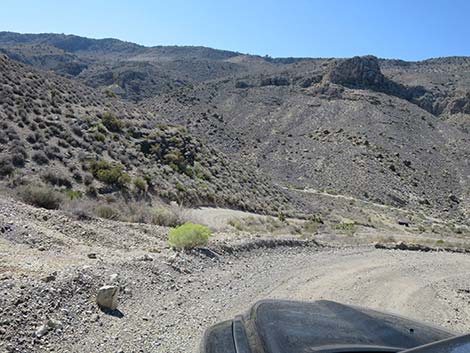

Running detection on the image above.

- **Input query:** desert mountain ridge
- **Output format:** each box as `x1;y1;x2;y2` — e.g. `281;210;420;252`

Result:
0;31;469;222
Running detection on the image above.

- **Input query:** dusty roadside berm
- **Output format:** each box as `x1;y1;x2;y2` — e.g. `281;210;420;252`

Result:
96;285;119;310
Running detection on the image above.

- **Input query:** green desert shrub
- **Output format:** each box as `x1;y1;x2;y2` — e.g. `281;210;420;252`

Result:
20;185;64;210
303;214;324;234
65;190;83;200
95;133;106;142
88;160;131;188
104;90;117;98
133;177;148;193
309;214;324;224
335;221;357;235
266;216;284;231
101;112;123;132
168;223;211;249
0;156;14;177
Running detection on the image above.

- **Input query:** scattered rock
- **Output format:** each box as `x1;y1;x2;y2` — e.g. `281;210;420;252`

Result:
41;272;57;283
394;241;431;252
96;285;119;310
0;224;13;233
375;241;470;254
35;319;62;337
135;254;153;262
397;220;410;227
0;272;12;281
376;241;431;252
109;273;119;283
87;253;97;259
193;247;221;259
35;324;49;338
48;319;62;329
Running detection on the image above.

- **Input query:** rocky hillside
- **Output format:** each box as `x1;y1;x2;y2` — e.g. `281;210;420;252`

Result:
142;56;470;221
0;32;469;222
0;54;296;214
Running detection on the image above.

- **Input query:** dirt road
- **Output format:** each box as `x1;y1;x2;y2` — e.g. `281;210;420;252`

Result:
64;247;470;353
2;197;470;352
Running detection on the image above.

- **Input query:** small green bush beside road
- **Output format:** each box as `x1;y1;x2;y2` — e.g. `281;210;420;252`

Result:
168;223;211;249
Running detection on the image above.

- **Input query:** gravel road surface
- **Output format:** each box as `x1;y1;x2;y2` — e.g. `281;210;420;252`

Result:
65;247;470;352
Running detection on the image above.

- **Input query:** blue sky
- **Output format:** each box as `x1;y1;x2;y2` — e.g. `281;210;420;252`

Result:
1;0;469;60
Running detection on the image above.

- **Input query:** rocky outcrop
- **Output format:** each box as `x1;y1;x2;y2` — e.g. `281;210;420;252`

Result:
259;76;290;87
447;92;470;114
324;55;385;88
375;241;470;254
323;55;444;115
324;56;470;117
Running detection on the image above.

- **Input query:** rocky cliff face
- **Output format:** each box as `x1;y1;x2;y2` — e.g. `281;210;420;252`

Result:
447;92;470;115
324;55;386;88
322;55;468;116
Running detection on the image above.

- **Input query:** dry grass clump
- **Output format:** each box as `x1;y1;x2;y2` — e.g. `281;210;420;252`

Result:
228;215;306;235
94;205;120;220
19;185;64;209
62;195;189;226
151;206;186;227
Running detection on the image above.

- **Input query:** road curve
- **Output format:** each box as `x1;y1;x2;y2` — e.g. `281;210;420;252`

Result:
62;246;470;353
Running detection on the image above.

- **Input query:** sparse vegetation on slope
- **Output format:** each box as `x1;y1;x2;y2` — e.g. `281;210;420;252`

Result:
0;54;298;217
143;56;469;222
